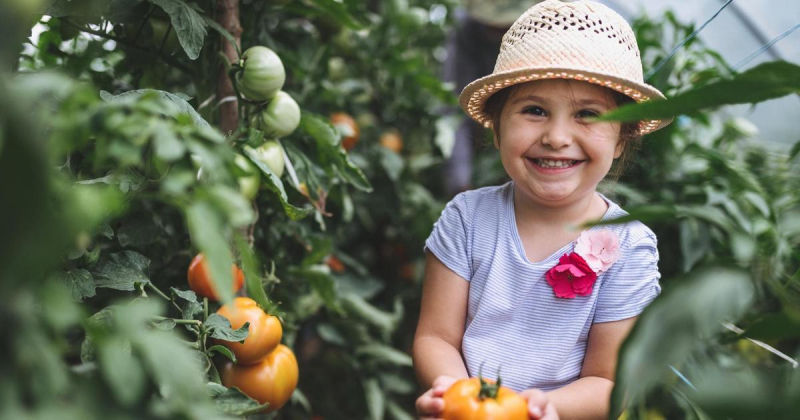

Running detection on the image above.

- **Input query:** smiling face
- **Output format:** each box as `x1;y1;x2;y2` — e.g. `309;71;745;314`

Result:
492;79;623;207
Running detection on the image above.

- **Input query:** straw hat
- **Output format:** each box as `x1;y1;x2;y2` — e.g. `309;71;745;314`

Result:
459;0;672;135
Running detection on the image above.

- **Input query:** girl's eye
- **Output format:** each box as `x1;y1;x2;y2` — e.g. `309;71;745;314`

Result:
522;106;546;116
577;109;601;119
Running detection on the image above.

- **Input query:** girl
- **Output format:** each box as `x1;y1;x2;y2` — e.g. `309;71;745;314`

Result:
413;1;672;418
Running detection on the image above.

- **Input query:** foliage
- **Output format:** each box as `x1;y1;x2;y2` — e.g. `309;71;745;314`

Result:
4;0;455;419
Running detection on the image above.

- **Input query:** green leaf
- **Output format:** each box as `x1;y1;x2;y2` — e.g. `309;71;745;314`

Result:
586;204;677;227
202;16;240;58
148;0;207;60
233;233;274;313
356;344;413;367
244;146;314;220
790;139;800;162
611;267;755;417
186;199;235;304
289;265;338;310
171;287;198;303
363;377;385;420
341;294;400;334
152;122;186;162
97;336;147;407
205;313;250;342
599;61;800;122
386;399;416;420
57;269;96;301
207;185;255;228
380;148;404;181
299;113;373;192
91;250;151;291
207;345;237;363
100;89;210;128
152;318;176;330
207;382;270;415
304;0;365;29
744;312;800;341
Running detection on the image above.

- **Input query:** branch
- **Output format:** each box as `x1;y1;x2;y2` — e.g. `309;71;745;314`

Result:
60;18;194;76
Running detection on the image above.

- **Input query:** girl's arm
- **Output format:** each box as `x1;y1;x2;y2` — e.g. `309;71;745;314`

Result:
544;316;638;419
413;251;470;389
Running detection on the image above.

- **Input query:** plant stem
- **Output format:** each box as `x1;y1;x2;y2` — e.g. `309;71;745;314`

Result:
146;282;183;313
204;297;209;321
153;316;201;326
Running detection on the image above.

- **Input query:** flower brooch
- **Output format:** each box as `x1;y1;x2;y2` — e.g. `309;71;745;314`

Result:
545;229;621;299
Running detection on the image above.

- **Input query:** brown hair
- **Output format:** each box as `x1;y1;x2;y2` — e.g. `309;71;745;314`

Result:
483;83;641;181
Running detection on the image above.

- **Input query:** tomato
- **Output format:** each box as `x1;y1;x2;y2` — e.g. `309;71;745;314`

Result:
234;154;261;200
442;377;528;420
325;255;345;273
239;46;286;102
379;130;404;153
247;141;285;178
215;297;282;365
330;113;360;151
219;344;299;411
187;254;244;301
255;91;301;138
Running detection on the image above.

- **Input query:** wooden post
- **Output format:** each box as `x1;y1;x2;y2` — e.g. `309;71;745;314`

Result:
217;0;242;134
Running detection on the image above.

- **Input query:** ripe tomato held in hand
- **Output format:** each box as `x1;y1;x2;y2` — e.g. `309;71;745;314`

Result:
330;113;360;151
442;376;528;420
187;254;244;301
219;344;299;411
215;297;282;365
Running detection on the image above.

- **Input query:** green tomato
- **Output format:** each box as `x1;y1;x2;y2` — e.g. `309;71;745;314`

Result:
235;154;261;200
255;91;301;138
238;46;286;102
248;141;285;178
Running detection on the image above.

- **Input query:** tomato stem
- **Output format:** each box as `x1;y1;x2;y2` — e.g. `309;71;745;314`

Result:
147;282;183;314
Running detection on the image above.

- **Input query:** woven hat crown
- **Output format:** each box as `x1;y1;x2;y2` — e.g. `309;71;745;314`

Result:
460;0;671;135
498;0;642;81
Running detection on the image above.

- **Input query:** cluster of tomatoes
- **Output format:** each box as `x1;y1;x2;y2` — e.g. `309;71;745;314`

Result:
187;254;298;411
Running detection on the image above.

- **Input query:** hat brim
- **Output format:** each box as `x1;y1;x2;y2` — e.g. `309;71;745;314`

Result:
459;66;673;136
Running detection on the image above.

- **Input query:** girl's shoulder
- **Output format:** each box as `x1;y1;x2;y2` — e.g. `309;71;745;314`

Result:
448;181;514;213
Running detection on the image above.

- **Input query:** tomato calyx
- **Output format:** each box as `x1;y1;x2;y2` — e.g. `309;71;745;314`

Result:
476;363;502;400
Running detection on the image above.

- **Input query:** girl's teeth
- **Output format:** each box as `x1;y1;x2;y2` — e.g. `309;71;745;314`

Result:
534;159;577;168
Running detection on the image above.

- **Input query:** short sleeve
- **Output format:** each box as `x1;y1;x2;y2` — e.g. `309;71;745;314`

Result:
424;194;472;281
593;233;661;323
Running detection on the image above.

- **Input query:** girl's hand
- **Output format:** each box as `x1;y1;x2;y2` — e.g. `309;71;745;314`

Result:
519;388;560;420
415;375;457;419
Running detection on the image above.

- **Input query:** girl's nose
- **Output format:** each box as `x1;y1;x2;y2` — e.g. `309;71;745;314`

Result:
541;119;573;149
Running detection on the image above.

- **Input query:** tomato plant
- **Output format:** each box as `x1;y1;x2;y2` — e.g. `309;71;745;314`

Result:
187;253;245;301
442;377;528;420
234;153;261;201
215;297;282;365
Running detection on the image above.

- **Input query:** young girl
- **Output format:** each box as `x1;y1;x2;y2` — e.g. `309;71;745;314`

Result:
413;1;673;418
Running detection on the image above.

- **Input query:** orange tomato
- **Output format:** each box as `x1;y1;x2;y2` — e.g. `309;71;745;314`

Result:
330;113;360;151
379;130;403;153
215;297;282;365
187;254;245;301
442;377;528;420
219;344;299;411
325;255;346;273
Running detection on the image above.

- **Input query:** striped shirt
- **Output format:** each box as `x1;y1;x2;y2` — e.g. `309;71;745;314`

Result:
424;181;660;392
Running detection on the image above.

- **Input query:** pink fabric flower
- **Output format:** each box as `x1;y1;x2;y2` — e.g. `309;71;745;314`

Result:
545;253;598;298
574;229;621;273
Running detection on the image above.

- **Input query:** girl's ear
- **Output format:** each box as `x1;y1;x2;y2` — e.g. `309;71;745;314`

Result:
492;128;500;149
613;137;624;159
